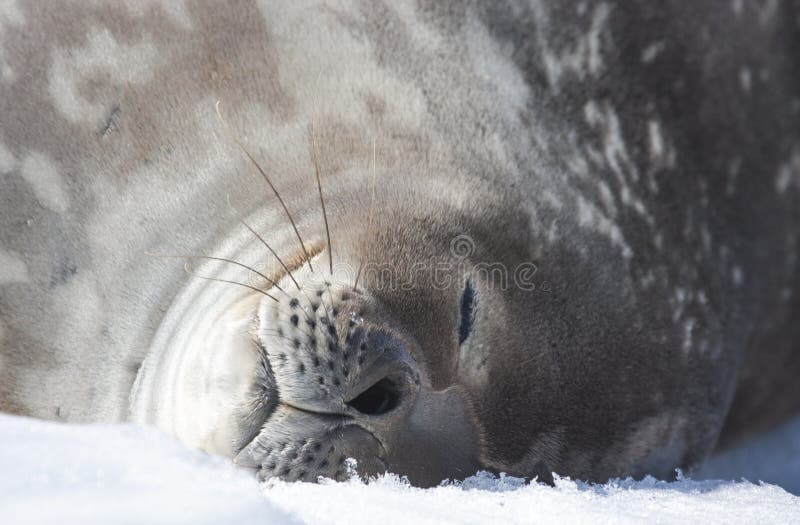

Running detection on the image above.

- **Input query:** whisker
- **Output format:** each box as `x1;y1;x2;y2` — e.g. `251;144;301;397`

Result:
310;76;333;275
322;281;338;328
183;263;278;302
215;100;314;272
238;218;323;326
239;219;304;291
353;137;378;291
146;252;284;293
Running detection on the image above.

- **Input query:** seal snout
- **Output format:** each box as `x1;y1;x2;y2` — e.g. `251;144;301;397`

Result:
242;274;421;482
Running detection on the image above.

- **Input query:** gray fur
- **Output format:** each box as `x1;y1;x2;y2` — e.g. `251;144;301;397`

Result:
1;0;799;485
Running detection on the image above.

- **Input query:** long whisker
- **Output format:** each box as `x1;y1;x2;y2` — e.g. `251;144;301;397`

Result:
310;76;333;275
231;208;318;326
147;252;284;292
183;263;278;302
215;100;314;272
239;219;304;291
353;138;377;291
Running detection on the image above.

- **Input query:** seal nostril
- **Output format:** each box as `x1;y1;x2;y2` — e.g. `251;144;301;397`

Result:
347;377;401;416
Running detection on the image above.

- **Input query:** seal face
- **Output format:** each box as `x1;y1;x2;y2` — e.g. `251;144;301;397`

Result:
2;0;800;487
237;269;479;484
131;225;490;486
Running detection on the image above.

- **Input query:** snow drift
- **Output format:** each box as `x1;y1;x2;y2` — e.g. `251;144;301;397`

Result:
1;413;798;524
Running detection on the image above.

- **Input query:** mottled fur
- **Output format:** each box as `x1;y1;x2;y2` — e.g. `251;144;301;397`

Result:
1;0;799;484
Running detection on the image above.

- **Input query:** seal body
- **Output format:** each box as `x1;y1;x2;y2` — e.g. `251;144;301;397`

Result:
1;0;799;485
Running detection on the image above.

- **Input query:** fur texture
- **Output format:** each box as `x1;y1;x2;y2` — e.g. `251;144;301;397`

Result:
1;0;799;483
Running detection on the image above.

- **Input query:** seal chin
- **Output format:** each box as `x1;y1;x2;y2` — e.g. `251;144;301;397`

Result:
234;411;389;482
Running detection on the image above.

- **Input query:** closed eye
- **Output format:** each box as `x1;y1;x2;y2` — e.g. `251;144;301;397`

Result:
458;278;477;345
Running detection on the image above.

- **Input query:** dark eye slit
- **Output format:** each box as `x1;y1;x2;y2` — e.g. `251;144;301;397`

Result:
458;278;476;345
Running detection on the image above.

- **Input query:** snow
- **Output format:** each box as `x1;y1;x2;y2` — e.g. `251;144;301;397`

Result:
1;413;798;525
697;415;800;495
0;414;292;525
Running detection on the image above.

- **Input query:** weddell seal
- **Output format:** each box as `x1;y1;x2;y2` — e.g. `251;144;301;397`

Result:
1;0;799;486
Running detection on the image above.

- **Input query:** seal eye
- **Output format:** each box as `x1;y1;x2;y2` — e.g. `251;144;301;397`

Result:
458;279;477;345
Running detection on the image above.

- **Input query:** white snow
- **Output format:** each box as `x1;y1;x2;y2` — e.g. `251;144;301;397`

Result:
1;413;798;525
0;415;292;525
